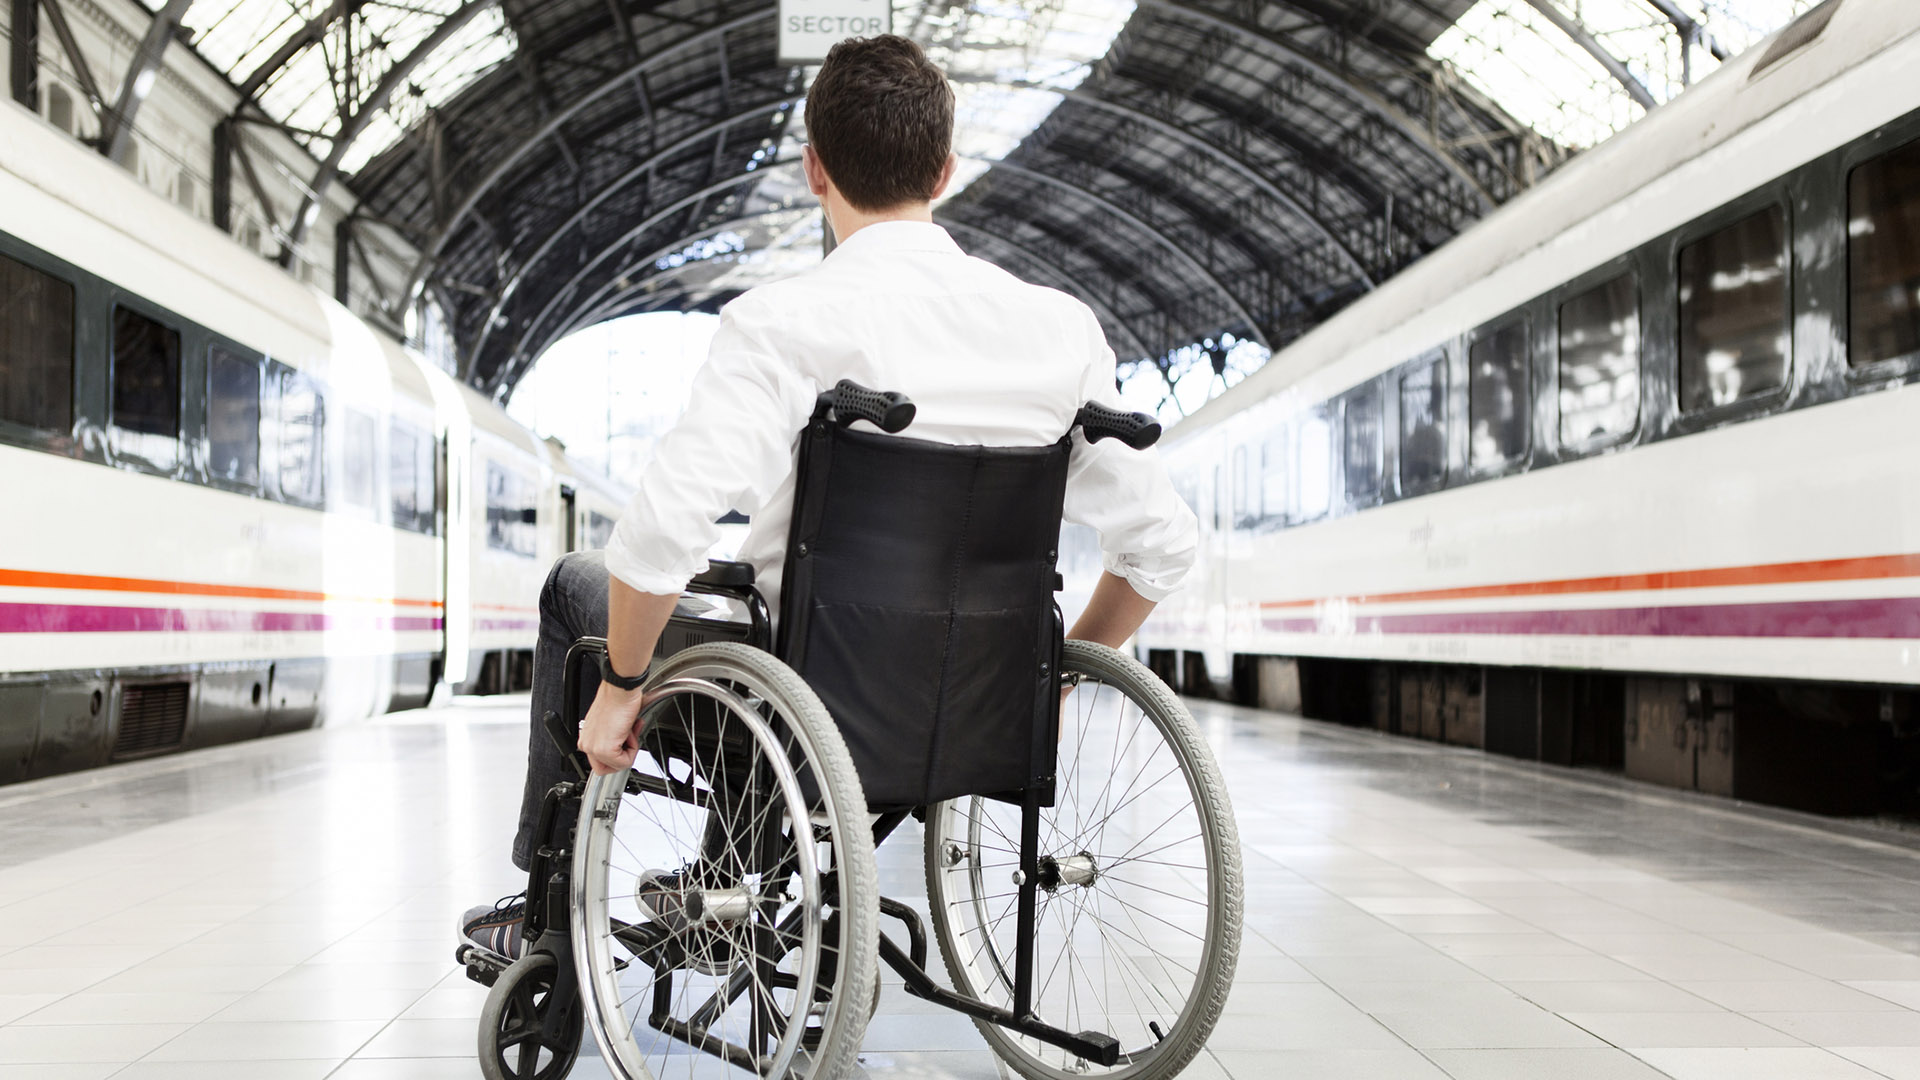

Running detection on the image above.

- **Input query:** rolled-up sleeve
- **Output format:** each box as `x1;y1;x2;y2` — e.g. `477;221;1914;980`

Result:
1061;312;1199;603
604;297;813;595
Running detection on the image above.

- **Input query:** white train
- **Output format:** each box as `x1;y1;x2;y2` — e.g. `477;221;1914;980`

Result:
1136;0;1920;813
0;92;628;783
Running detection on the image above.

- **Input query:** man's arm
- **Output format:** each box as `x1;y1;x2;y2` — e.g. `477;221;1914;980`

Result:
577;580;680;775
1068;570;1158;648
583;296;810;774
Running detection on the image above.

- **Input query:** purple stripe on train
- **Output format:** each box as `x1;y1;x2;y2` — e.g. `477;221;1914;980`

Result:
0;603;444;633
1261;597;1920;638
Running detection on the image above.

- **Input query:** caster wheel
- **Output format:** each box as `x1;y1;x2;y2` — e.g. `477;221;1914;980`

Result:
478;952;583;1080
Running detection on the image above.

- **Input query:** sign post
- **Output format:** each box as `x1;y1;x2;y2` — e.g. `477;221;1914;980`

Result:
778;0;892;64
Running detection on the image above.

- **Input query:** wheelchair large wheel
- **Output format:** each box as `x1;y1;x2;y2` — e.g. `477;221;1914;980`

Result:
924;640;1242;1080
572;643;878;1080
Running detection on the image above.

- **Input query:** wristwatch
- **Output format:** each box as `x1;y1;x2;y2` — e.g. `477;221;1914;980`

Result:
597;652;648;692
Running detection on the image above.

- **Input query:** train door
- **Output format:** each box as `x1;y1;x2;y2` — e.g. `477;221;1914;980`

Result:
561;484;578;551
1201;448;1232;689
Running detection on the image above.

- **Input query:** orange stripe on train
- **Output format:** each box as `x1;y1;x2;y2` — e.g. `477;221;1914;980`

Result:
1258;552;1920;610
0;567;444;609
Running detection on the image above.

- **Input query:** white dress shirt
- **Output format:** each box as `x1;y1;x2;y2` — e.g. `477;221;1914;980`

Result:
604;220;1199;619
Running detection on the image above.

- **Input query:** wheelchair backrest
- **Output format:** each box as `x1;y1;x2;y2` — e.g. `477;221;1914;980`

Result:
777;412;1070;810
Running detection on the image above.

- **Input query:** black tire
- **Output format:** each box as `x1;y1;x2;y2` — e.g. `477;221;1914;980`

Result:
478;951;583;1080
924;640;1242;1080
572;642;878;1080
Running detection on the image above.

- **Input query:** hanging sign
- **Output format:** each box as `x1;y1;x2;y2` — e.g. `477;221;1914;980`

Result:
778;0;892;64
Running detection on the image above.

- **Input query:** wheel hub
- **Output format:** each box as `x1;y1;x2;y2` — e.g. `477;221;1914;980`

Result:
1035;851;1099;891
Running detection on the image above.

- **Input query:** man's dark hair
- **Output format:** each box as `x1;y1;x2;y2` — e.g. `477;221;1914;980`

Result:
804;35;954;212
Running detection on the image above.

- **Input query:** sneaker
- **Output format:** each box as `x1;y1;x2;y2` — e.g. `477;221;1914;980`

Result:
636;868;735;976
461;892;527;961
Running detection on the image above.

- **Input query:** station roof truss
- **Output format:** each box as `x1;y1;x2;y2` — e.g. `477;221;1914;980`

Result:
170;0;1814;396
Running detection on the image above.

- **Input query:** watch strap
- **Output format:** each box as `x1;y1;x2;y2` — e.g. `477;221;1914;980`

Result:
597;651;648;691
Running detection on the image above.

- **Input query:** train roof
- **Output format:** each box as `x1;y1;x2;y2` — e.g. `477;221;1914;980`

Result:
1171;0;1920;441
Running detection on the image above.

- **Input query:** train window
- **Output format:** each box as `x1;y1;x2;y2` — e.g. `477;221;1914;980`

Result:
390;420;437;535
1469;318;1529;469
274;363;325;507
1295;408;1332;523
110;305;181;466
339;409;376;509
206;346;260;486
1342;384;1383;505
1399;355;1446;492
0;252;75;433
1848;137;1920;368
1558;272;1641;445
1231;444;1249;526
1678;206;1789;410
486;462;538;558
1260;425;1290;522
587;511;616;549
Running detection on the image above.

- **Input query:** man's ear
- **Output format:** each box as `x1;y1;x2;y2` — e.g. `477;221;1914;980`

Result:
803;145;831;199
928;152;959;201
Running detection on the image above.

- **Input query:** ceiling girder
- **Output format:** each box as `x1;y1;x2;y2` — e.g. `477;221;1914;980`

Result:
467;94;797;367
398;5;775;306
1520;0;1658;110
965;158;1268;349
233;0;367;102
1130;0;1501;213
499;162;804;379
278;0;499;265
961;78;1376;286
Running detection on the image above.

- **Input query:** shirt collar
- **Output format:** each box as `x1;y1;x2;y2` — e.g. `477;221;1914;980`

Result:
828;220;962;258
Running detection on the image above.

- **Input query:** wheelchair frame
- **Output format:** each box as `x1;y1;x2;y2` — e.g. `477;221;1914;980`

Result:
462;385;1182;1076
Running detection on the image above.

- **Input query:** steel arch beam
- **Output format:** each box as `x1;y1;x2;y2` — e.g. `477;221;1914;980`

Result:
279;0;498;263
496;161;804;378
399;6;775;303
956;79;1375;286
1521;0;1658;110
490;210;801;390
102;0;194;165
936;218;1155;360
1641;0;1729;61
466;96;798;365
967;158;1268;349
233;0;368;103
1130;0;1497;213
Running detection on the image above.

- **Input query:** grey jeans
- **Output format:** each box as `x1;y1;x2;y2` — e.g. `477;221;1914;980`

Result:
512;549;611;871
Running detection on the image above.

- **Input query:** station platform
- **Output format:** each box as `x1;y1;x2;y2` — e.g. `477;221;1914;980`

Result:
5;698;1920;1080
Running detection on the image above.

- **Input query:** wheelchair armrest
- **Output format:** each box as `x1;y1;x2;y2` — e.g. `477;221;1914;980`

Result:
691;560;755;588
681;563;773;649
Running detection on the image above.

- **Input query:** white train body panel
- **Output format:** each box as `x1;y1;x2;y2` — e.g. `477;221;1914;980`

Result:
0;83;628;756
1141;1;1920;688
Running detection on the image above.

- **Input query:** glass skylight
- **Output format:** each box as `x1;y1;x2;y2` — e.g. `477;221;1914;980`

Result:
185;0;516;173
1430;0;1825;150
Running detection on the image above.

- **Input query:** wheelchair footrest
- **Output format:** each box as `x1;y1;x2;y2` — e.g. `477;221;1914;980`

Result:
455;941;511;988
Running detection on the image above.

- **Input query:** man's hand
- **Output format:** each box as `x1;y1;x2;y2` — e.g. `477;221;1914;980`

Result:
579;682;646;775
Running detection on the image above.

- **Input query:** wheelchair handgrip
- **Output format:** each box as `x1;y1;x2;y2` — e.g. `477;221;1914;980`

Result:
825;379;915;433
1075;402;1161;450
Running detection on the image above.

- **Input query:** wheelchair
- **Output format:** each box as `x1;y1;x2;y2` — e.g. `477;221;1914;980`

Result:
458;381;1243;1080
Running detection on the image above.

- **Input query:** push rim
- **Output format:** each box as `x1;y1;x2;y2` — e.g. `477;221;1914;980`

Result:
927;645;1236;1078
572;671;827;1080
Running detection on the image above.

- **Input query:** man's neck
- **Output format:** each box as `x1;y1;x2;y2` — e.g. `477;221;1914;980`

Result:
825;196;933;246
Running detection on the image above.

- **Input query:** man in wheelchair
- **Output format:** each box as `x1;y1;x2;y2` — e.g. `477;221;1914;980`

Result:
459;34;1240;1080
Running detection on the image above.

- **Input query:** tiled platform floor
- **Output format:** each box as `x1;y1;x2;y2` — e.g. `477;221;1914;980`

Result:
6;695;1920;1078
